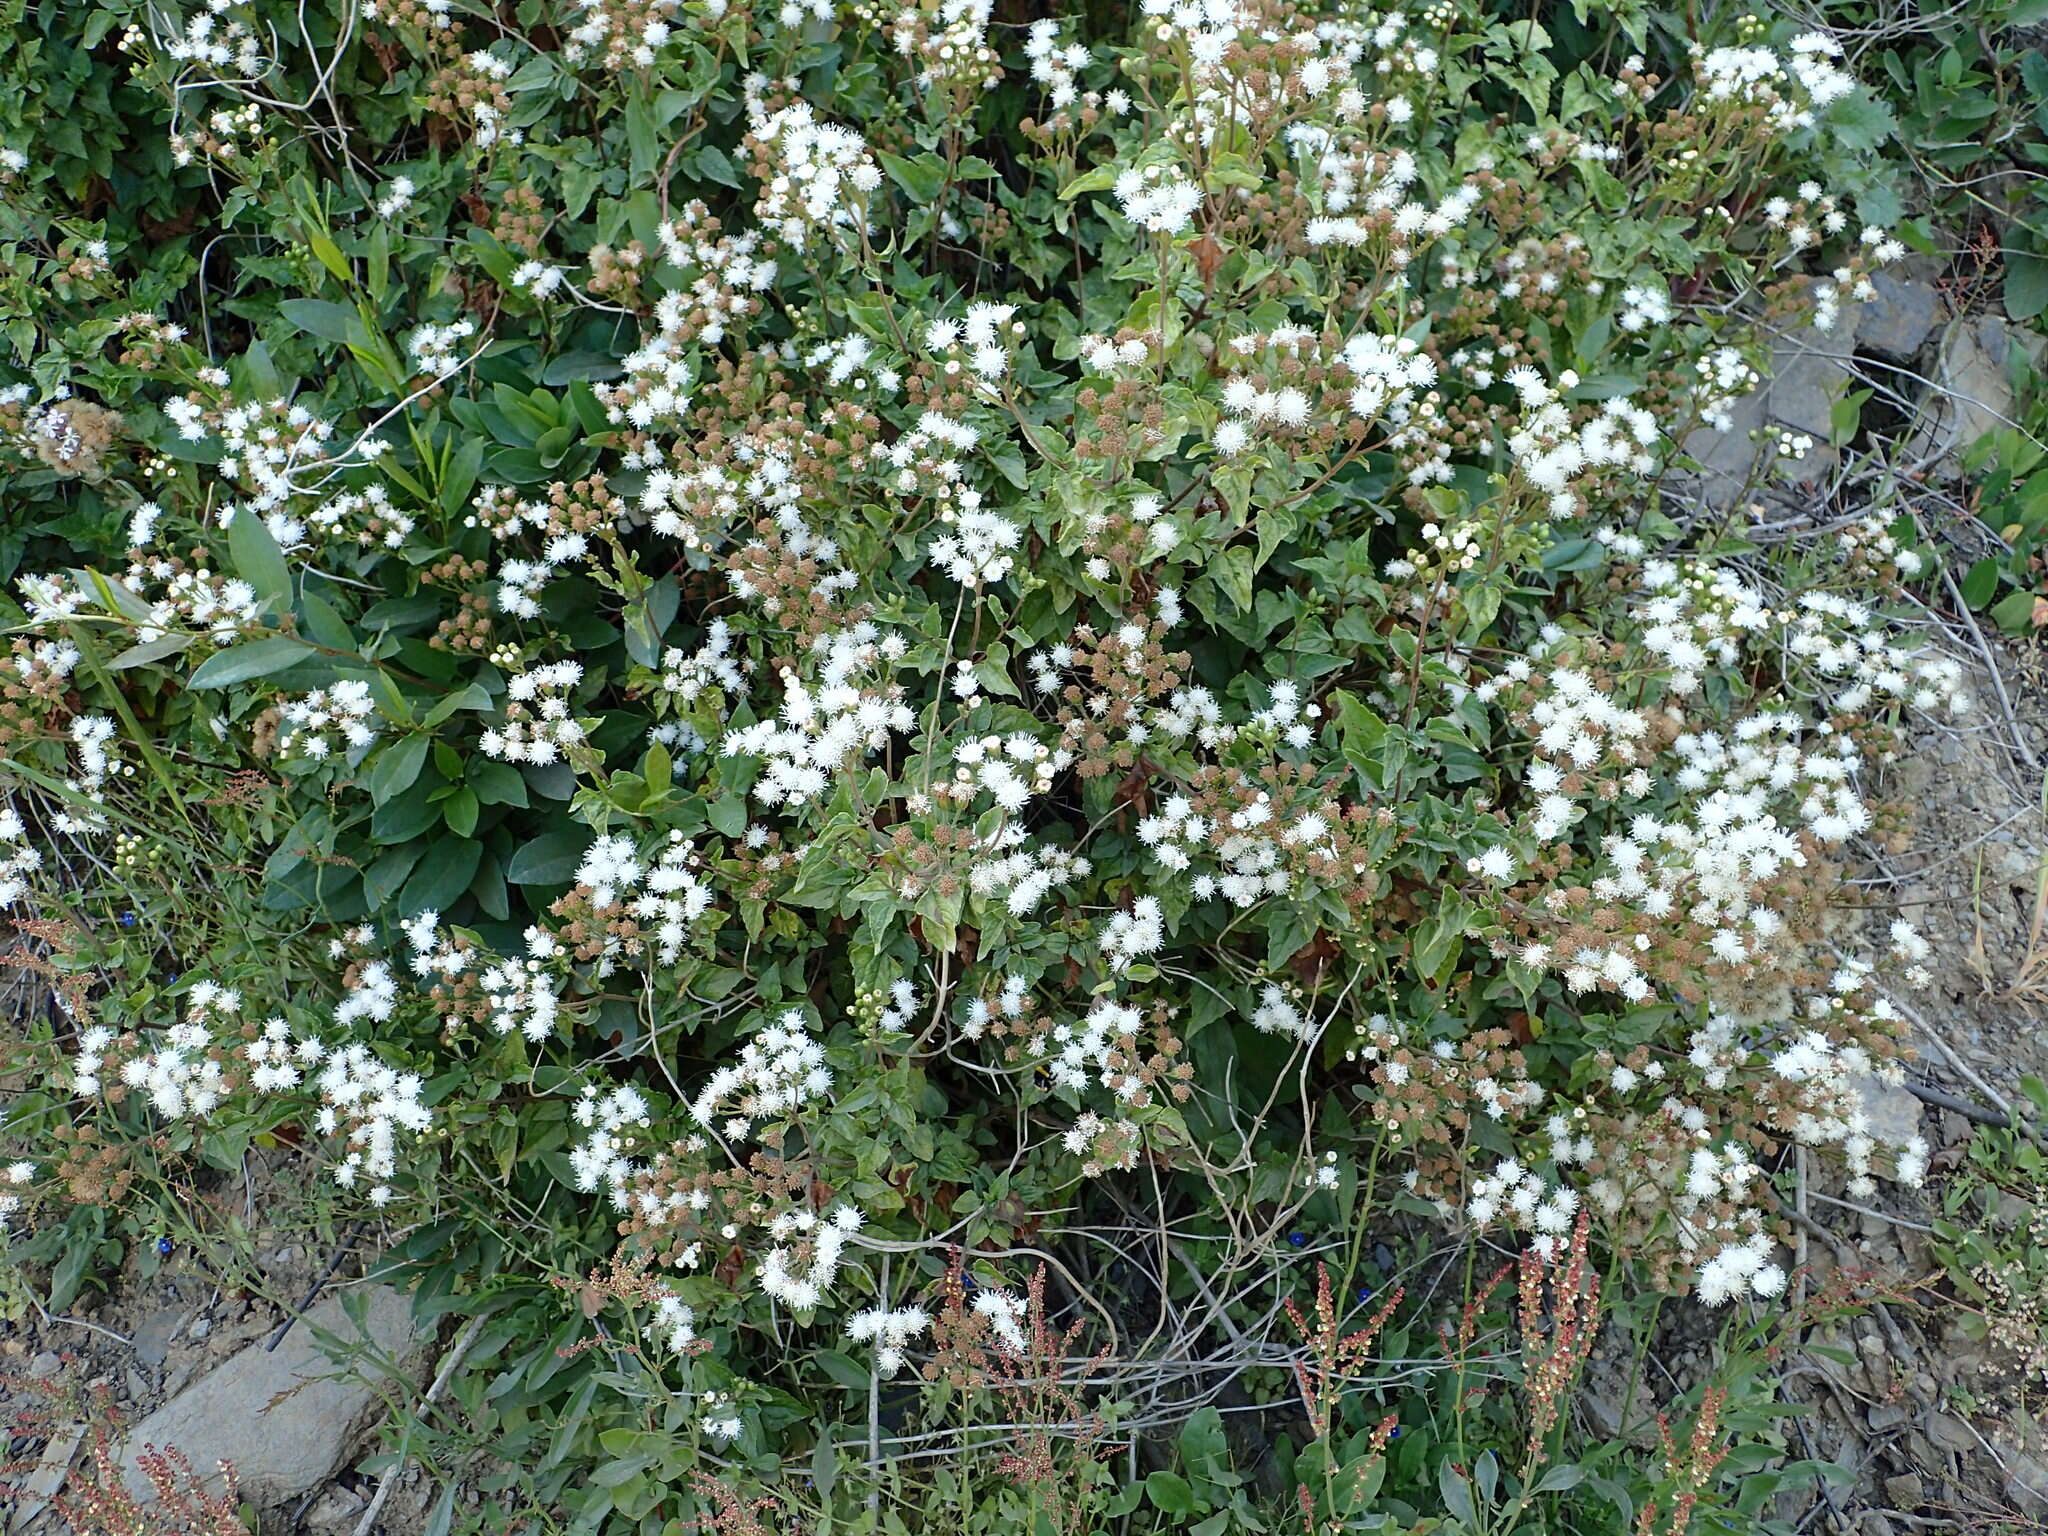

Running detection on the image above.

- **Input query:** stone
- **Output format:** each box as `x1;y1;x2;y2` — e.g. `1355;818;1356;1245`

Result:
1925;1410;1976;1455
1884;1471;1924;1508
116;1286;423;1508
1859;275;1940;361
9;1422;85;1531
1856;1077;1923;1147
1766;308;1863;439
2003;1449;2048;1520
1868;1402;1910;1432
133;1307;182;1370
1912;315;2048;469
27;1350;61;1379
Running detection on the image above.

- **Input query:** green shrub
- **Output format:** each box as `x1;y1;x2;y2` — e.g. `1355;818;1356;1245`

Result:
0;0;1988;1529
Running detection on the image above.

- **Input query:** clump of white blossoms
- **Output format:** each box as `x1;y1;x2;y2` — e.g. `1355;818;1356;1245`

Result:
745;97;883;251
277;680;380;761
847;1303;931;1378
690;1009;832;1141
1113;165;1203;234
571;1084;654;1209
721;627;913;807
482;661;591;765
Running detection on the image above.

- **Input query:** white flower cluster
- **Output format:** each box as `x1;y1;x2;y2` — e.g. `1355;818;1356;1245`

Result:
1113;165;1203;235
297;484;416;553
54;716;120;836
846;1303;931;1377
1101;896;1166;970
1024;18;1090;107
124;559;264;644
193;398;343;513
577;831;717;965
760;1203;864;1309
405;319;476;376
160;2;267;72
1469;1156;1583;1255
107;981;241;1117
0;802;45;908
571;1083;654;1209
315;1043;432;1206
1040;998;1151;1100
925;301;1020;387
661;620;750;711
0;1161;32;1234
972;1286;1028;1350
1249;984;1309;1038
277;680;380;761
928;506;1021;586
689;1009;832;1141
1502;367;1660;516
482;661;591;765
721;627;912;807
1692;30;1856;137
746;100;882;251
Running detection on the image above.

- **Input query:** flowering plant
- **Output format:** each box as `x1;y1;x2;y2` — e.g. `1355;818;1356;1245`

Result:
0;0;1982;1527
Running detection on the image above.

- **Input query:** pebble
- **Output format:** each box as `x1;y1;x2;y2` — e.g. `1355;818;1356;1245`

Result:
27;1351;61;1379
188;1316;211;1342
1868;1402;1909;1432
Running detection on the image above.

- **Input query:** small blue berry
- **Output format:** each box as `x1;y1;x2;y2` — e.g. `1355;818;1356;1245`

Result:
118;911;137;929
156;1237;173;1256
1358;1287;1374;1303
1287;1232;1307;1248
1388;1427;1401;1440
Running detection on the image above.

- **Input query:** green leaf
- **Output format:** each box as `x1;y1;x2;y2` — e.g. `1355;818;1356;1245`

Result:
277;298;361;347
1439;1461;1477;1527
368;734;432;804
108;633;194;670
308;230;352;286
188;637;316;688
1960;556;2002;610
1144;1471;1198;1516
1535;1464;1585;1494
228;512;294;610
879;150;946;204
507;829;588;885
399;838;483;914
2006;250;2048;324
442;787;480;838
469;759;530;808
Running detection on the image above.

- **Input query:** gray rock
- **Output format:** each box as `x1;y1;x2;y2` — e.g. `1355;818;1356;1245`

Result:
28;1350;62;1379
2003;1448;2048;1520
1925;1410;1976;1455
1856;1077;1923;1147
1859;276;1940;361
1912;315;2048;469
116;1286;422;1508
1765;312;1861;440
1868;1402;1910;1432
133;1307;182;1370
1884;1471;1924;1508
